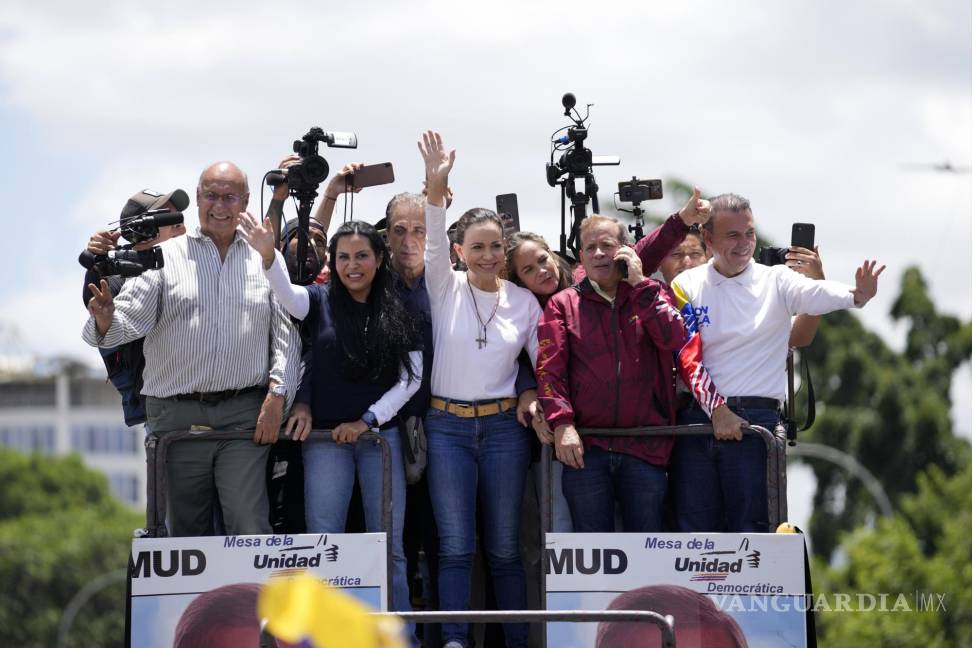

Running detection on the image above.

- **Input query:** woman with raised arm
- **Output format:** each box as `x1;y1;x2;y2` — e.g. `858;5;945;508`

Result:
419;130;541;648
238;214;421;644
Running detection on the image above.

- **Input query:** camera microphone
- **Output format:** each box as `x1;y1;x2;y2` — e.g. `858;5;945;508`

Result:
141;211;184;228
562;92;576;113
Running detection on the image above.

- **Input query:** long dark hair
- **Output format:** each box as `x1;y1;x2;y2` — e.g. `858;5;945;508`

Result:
327;221;419;384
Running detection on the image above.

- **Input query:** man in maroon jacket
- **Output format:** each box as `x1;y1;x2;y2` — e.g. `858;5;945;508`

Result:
537;215;689;532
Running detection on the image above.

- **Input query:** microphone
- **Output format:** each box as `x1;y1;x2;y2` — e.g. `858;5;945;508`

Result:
562;92;576;115
140;211;184;228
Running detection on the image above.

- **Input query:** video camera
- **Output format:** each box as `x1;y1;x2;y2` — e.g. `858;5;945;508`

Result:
79;208;185;277
266;127;358;197
266;126;358;285
545;93;620;257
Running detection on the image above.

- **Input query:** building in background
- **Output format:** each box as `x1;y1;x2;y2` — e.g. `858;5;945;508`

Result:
0;325;143;507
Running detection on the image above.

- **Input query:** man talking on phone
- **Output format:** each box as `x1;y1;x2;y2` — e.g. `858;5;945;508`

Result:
670;193;885;533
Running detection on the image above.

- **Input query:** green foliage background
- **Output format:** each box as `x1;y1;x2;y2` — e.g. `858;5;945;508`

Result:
0;450;141;648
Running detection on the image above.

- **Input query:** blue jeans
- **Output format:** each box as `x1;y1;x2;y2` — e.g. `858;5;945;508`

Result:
672;405;778;533
425;407;531;648
562;447;667;532
302;427;415;644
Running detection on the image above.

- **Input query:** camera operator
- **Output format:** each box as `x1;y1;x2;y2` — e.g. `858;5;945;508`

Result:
536;215;689;532
670;193;884;533
80;189;189;427
264;155;364;284
82;161;303;537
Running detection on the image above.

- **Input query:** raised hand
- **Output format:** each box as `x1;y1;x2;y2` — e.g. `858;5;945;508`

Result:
851;259;885;306
87;230;120;255
325;162;366;199
238;211;277;269
678;186;711;227
87;279;115;336
786;246;825;280
417;130;455;207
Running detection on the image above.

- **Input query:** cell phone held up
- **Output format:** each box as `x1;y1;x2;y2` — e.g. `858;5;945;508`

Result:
495;193;520;235
758;222;815;267
348;162;395;189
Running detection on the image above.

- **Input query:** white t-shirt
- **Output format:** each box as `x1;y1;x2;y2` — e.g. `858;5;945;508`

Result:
424;204;542;401
672;259;857;402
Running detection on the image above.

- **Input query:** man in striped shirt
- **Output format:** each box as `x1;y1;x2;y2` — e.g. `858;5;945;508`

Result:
83;161;303;536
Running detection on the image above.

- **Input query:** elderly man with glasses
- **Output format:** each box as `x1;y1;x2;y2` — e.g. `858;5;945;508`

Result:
83;161;303;536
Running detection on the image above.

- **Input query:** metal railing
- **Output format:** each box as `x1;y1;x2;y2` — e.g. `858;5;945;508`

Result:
260;610;677;648
538;423;788;535
142;428;394;608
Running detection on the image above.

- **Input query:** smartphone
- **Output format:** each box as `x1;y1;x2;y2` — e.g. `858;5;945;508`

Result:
495;193;520;234
615;258;629;279
791;223;815;250
349;162;394;189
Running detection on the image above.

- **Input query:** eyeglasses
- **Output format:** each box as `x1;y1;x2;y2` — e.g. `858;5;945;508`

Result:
201;191;243;205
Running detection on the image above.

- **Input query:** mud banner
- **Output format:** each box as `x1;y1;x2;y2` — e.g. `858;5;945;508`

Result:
544;532;808;648
129;533;387;648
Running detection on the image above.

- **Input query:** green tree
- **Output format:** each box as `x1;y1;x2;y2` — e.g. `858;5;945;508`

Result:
0;448;141;648
815;462;972;646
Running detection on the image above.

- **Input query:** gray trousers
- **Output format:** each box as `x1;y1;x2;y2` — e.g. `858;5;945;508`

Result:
146;391;272;536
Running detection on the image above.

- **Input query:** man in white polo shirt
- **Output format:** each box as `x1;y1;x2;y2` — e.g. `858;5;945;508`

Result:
670;193;884;532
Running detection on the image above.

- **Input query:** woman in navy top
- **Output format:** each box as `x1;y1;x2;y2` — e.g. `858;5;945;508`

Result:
240;216;421;637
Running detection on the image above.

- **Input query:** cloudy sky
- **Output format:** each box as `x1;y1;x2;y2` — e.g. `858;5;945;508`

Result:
0;0;969;443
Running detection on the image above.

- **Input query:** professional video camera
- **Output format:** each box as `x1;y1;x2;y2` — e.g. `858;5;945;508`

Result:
545;93;620;257
266;126;357;284
614;176;664;242
79;208;185;277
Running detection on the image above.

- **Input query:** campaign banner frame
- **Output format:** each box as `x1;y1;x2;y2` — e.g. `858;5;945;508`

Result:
128;532;388;648
544;532;809;648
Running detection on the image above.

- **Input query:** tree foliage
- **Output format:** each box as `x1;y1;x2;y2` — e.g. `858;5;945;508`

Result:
815;463;972;646
0;448;141;648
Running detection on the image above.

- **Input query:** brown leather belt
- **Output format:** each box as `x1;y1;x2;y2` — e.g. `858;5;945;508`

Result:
430;397;518;418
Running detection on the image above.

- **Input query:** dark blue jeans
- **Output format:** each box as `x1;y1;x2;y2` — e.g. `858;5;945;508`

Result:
425;407;531;648
671;405;779;533
562;447;667;532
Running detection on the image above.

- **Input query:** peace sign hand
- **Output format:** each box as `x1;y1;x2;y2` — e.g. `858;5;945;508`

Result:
87;279;115;336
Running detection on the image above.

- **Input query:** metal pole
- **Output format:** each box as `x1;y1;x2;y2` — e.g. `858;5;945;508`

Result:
56;568;128;648
787;442;894;518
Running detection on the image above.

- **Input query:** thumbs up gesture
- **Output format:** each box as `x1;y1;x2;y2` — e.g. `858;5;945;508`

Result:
678;186;711;226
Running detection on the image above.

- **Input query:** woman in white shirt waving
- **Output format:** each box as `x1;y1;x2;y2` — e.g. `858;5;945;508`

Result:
418;131;541;648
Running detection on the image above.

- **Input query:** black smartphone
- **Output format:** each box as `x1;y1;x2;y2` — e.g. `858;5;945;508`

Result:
495;193;520;234
791;223;815;250
615;258;629;279
349;162;395;189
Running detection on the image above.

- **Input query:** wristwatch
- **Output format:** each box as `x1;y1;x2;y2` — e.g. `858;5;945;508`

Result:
361;410;379;430
269;383;287;398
